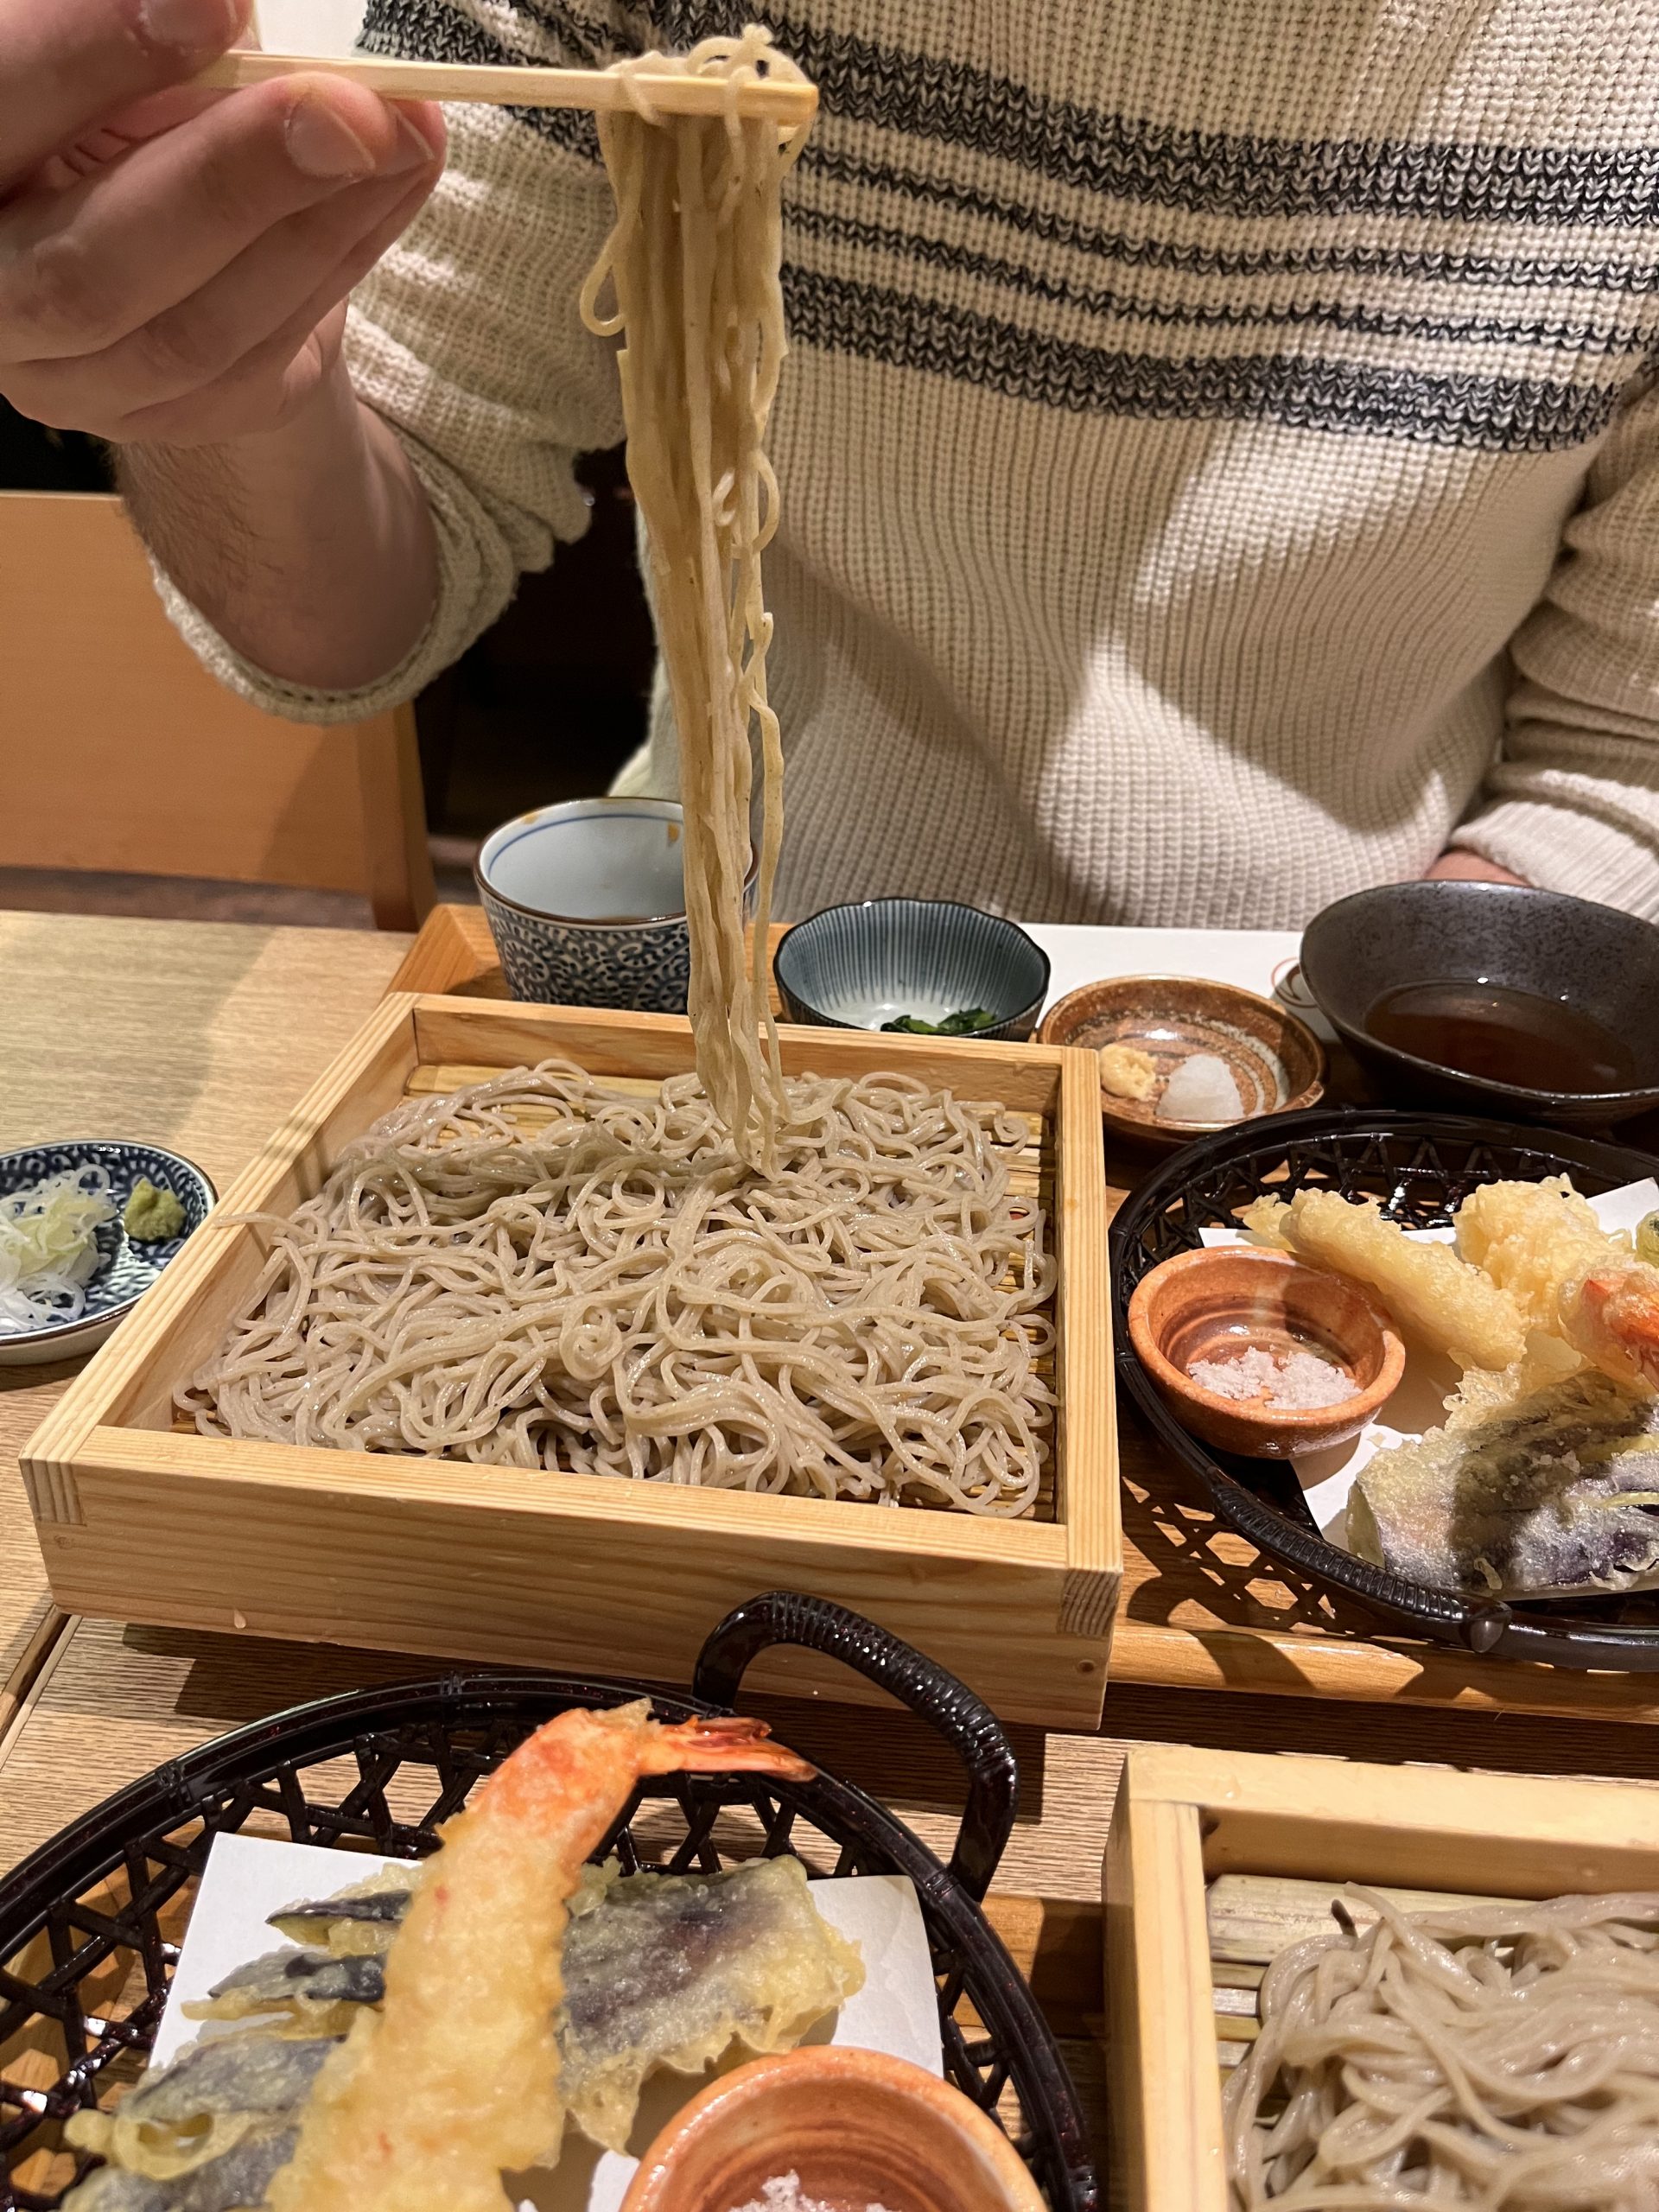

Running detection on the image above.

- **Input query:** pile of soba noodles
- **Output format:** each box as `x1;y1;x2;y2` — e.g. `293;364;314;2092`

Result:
181;1061;1055;1516
1225;1885;1659;2208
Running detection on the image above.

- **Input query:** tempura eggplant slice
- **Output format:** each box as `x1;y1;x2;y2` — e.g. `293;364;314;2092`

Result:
560;1854;864;2153
266;1872;416;1957
187;1951;385;2037
1350;1370;1659;1598
67;2037;334;2184
67;2124;298;2212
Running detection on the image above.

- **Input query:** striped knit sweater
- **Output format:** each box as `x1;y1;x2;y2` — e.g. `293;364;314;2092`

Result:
165;0;1659;925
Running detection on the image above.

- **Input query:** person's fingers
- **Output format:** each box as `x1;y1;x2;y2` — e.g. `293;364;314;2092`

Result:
0;0;249;194
13;162;436;420
48;175;432;444
0;78;442;366
129;321;340;449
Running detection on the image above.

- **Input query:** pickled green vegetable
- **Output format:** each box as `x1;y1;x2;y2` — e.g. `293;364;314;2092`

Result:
880;1007;998;1035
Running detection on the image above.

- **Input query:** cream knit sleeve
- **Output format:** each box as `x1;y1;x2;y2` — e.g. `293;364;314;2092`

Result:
1453;382;1659;917
156;102;625;724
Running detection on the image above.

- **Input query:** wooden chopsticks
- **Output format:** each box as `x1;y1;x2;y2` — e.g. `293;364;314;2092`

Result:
194;49;819;124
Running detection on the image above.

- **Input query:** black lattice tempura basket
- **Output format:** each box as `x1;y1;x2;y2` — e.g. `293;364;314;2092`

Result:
0;1593;1098;2212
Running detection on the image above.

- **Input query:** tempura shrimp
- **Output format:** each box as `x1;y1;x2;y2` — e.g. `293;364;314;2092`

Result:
1560;1263;1659;1391
265;1700;814;2212
1456;1178;1659;1392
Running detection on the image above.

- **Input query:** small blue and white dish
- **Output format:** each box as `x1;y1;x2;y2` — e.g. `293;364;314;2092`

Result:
775;899;1051;1043
0;1140;215;1369
478;798;756;1014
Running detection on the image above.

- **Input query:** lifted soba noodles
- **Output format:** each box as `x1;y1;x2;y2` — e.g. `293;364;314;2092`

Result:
581;29;812;1172
1225;1885;1659;2209
181;1062;1054;1517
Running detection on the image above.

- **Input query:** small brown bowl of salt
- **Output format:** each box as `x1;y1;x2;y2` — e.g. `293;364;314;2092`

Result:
1127;1247;1405;1459
619;2046;1046;2212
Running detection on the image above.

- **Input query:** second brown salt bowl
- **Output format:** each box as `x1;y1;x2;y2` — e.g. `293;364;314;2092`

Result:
618;2045;1048;2212
1127;1245;1406;1459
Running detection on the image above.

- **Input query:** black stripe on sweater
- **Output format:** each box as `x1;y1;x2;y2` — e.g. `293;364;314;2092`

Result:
789;203;1654;358
802;146;1659;299
780;267;1623;449
362;0;1659;230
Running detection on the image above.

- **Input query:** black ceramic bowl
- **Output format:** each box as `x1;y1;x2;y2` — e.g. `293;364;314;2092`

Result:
1300;881;1659;1126
775;899;1050;1042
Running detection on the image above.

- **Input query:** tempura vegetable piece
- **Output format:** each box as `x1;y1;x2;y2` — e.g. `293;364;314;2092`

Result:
267;1872;416;1958
67;2037;334;2185
64;2124;299;2212
1349;1371;1659;1599
561;1855;864;2153
1454;1176;1621;1326
187;1950;385;2037
1244;1191;1525;1373
266;1703;815;2212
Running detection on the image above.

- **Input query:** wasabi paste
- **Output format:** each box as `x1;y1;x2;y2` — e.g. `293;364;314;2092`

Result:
123;1179;186;1243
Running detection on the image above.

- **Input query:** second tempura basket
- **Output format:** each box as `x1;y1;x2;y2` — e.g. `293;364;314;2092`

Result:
0;1593;1098;2212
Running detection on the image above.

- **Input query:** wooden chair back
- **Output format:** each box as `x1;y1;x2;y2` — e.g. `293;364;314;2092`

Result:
0;492;435;931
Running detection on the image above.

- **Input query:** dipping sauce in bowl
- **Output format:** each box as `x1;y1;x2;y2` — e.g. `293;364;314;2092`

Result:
476;798;754;1013
1363;980;1637;1095
1300;881;1659;1126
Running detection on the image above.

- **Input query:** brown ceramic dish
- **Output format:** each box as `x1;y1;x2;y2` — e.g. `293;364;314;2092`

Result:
1126;1246;1405;1458
619;2046;1048;2212
1037;975;1325;1146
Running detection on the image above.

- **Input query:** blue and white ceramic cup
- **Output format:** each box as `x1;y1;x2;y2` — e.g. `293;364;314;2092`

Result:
477;799;697;1012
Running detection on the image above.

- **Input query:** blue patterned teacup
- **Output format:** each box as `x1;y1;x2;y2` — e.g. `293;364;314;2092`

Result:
477;799;697;1011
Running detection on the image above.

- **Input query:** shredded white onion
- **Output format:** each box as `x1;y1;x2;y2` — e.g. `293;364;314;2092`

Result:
0;1166;116;1332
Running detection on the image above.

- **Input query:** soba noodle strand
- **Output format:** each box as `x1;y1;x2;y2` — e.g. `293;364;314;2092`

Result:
580;29;809;1172
1225;1885;1659;2209
181;1061;1055;1518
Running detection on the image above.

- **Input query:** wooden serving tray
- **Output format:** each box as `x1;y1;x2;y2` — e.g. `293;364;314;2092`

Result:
1107;1745;1659;2212
391;906;1659;1732
22;991;1116;1730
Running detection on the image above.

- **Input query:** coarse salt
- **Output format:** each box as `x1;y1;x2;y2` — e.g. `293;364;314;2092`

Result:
1187;1344;1353;1411
729;2177;898;2212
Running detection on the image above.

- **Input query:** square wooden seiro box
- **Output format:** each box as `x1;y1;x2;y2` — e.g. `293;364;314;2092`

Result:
1107;1745;1659;2212
23;994;1119;1728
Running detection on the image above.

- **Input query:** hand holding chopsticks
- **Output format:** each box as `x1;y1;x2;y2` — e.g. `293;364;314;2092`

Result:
193;50;819;125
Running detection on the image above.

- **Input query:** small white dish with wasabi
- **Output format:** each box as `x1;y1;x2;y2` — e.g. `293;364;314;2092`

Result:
0;1139;214;1366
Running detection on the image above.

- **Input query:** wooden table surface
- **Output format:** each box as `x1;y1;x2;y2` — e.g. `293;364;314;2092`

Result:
11;906;1659;2188
0;913;410;1726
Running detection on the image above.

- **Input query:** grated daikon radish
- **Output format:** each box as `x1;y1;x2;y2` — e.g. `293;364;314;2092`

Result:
0;1166;117;1333
1155;1052;1243;1125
